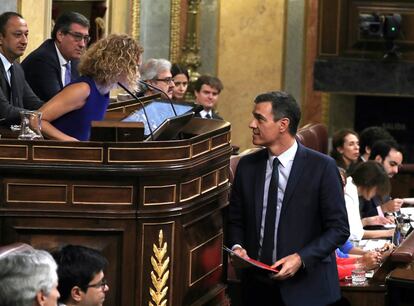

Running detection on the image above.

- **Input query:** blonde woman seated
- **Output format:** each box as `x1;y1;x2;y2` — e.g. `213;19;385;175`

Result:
39;34;143;141
345;161;395;240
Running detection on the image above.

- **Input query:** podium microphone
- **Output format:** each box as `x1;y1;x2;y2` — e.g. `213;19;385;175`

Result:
138;80;178;117
117;82;154;141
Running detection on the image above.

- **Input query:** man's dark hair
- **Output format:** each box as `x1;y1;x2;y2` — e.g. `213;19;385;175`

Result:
0;12;23;35
194;75;223;93
254;91;301;135
52;245;107;303
359;126;394;155
369;139;400;161
349;160;390;197
51;11;90;40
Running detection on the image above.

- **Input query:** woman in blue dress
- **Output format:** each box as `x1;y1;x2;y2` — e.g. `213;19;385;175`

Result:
39;34;143;141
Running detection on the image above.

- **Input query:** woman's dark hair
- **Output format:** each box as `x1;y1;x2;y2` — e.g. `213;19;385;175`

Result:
349;160;390;197
330;129;358;169
171;63;189;80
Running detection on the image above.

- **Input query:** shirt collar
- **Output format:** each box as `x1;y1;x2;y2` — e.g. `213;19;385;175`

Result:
0;52;12;72
54;42;69;67
200;109;212;118
268;140;298;168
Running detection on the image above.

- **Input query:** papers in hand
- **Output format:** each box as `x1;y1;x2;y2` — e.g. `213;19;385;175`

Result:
223;246;279;273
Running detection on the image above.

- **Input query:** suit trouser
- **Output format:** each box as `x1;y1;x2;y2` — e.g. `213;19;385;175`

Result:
241;268;286;306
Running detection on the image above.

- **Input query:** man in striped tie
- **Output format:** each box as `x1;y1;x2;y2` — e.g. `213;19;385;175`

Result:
22;11;90;101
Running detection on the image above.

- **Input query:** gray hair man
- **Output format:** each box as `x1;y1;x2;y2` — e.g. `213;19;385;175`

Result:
139;58;174;99
0;247;60;306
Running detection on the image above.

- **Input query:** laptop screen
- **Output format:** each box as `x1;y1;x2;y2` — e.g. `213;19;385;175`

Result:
122;100;193;136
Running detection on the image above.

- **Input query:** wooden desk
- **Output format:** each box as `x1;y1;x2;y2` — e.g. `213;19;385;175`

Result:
0;117;232;306
340;231;414;306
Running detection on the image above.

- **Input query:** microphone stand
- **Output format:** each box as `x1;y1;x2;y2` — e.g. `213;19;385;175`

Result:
117;82;154;141
138;80;178;117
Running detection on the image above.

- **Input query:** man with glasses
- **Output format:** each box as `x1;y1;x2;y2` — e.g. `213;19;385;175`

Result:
52;245;109;306
22;11;90;101
0;12;43;126
139;58;175;99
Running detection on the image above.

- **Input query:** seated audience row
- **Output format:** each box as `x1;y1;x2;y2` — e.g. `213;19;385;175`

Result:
0;244;108;306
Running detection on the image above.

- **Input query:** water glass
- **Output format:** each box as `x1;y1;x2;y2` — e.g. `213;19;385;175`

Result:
351;269;366;285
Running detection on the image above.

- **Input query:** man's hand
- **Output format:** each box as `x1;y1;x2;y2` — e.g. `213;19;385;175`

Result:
232;247;249;259
358;251;381;271
381;198;403;213
270;253;302;280
229;246;250;270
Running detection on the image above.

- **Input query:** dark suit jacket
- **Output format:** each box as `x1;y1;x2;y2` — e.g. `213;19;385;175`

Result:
0;59;43;126
228;143;349;305
21;39;79;101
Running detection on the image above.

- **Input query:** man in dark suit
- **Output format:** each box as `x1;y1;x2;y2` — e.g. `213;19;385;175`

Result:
0;12;43;126
22;11;89;102
194;75;223;119
228;91;349;306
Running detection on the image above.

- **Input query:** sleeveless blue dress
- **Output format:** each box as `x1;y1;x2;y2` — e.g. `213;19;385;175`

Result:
51;76;109;141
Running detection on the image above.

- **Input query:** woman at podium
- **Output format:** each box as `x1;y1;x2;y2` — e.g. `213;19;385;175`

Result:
39;34;143;141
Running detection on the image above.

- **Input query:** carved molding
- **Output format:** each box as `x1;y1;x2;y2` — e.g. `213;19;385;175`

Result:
149;230;170;306
131;0;140;40
181;0;202;82
170;0;181;62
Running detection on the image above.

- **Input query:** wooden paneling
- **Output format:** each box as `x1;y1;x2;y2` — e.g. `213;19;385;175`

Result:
73;185;134;205
0;119;232;306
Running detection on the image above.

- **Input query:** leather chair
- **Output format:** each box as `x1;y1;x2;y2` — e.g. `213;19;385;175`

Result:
296;123;328;154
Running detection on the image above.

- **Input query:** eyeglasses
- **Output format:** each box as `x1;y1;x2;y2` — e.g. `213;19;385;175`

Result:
154;77;174;84
66;31;91;43
87;278;107;290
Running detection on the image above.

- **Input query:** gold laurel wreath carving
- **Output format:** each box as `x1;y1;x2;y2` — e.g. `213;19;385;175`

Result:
149;230;170;306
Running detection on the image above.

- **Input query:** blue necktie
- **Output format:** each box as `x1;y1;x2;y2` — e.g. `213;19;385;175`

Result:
64;62;71;85
205;113;211;119
261;157;280;265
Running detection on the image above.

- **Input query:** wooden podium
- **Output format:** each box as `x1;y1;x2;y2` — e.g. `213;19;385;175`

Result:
0;117;232;306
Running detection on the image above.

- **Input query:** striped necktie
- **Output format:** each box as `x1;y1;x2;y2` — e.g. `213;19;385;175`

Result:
64;62;71;85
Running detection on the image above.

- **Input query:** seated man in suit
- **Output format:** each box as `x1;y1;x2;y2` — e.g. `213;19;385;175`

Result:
228;91;349;305
360;139;404;218
139;58;174;99
194;75;223;119
0;247;60;306
0;12;43;126
22;11;90;102
358;126;395;162
52;245;109;306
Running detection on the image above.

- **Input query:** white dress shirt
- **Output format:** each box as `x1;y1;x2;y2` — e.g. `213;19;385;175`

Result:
344;176;364;241
54;43;70;86
199;109;212;119
0;52;12;85
260;140;298;262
